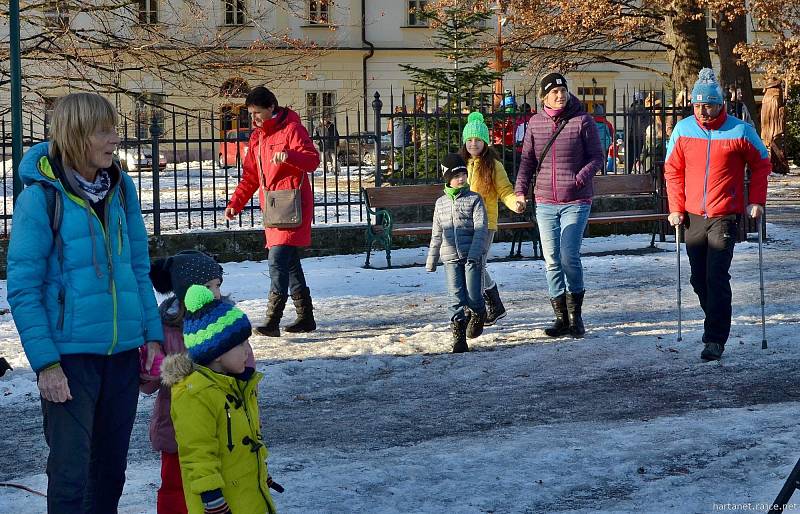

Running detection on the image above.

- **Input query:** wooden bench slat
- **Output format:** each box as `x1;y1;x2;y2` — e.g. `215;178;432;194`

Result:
365;185;442;208
589;210;668;223
593;174;655;196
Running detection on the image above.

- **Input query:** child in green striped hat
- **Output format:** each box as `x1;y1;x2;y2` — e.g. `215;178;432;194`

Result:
161;284;280;514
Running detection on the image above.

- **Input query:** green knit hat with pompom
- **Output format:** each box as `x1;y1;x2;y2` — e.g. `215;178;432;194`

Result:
462;111;490;145
182;284;251;365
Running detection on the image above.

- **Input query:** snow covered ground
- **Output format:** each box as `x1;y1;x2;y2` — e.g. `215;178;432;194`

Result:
1;219;800;513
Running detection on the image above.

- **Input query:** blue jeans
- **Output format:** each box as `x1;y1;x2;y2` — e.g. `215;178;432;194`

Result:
268;245;308;296
444;259;485;321
536;203;591;298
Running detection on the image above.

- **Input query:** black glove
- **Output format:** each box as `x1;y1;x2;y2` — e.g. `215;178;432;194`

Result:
267;476;284;493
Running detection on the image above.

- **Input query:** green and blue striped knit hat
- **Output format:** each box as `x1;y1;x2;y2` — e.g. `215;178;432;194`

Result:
182;285;251;365
462;112;490;145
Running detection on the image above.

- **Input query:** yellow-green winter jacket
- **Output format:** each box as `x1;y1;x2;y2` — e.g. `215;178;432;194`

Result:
162;353;277;514
466;157;518;230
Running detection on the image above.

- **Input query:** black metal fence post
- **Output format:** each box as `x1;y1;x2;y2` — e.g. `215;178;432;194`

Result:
372;91;383;187
150;112;162;235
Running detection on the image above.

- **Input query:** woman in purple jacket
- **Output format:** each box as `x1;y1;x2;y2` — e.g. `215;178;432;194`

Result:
515;73;604;338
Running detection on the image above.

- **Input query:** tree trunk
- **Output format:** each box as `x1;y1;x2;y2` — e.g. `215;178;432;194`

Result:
664;0;713;96
716;11;759;132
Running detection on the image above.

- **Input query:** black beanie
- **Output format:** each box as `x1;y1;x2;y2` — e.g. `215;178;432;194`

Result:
440;153;467;184
150;250;224;303
541;73;568;97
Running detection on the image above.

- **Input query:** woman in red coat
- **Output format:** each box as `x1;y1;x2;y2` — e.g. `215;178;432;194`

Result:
225;87;321;337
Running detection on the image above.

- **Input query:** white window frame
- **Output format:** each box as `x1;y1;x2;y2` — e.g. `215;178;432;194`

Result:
135;93;166;140
305;91;337;131
223;0;247;26
308;0;331;25
138;0;159;25
407;0;428;27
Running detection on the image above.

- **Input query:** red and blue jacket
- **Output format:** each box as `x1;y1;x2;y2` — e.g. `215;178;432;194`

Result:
664;110;771;217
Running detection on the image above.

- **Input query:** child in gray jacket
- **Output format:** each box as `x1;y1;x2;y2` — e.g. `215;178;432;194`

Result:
426;153;490;352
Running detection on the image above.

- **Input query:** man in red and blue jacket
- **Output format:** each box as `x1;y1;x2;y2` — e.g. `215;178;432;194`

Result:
664;68;771;362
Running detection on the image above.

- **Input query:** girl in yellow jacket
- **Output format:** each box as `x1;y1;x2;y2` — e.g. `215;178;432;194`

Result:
459;112;525;332
162;285;279;514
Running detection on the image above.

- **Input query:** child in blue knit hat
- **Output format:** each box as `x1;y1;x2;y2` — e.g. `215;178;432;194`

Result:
161;285;281;514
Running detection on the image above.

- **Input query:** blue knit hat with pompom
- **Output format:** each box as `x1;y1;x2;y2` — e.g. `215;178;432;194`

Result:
462;112;490;144
182;284;251;365
691;68;724;105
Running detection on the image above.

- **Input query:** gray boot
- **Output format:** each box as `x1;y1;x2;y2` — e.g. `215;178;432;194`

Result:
284;287;317;333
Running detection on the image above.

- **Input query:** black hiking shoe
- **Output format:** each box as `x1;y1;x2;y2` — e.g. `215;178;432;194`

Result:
700;342;724;361
483;284;507;326
544;294;571;337
254;291;287;337
284;287;317;333
451;318;469;353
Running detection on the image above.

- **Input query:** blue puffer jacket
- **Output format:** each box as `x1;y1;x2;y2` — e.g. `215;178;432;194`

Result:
8;142;163;372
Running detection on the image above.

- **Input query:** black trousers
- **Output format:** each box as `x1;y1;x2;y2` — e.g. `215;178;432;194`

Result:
684;213;739;345
41;349;139;514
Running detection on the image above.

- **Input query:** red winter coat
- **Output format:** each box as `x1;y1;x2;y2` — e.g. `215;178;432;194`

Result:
227;108;320;248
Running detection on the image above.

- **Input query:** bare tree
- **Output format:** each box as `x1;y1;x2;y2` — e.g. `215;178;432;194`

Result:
0;0;323;114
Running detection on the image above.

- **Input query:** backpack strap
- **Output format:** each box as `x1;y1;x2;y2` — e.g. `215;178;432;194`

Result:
35;182;64;270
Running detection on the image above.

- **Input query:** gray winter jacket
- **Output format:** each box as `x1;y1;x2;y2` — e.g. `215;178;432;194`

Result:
426;189;489;271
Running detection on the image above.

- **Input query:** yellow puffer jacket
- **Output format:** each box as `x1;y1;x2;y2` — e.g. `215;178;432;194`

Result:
163;353;277;514
467;157;518;230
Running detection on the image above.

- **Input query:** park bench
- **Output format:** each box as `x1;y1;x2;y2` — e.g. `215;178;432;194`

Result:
361;184;538;268
586;172;668;246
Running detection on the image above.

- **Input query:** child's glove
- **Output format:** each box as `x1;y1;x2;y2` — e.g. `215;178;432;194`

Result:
201;490;231;514
138;344;164;381
267;475;285;493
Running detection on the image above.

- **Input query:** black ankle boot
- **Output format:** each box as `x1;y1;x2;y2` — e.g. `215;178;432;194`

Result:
566;291;585;338
284;287;317;333
254;291;287;337
483;285;506;327
544;294;571;337
451;317;469;353
466;309;487;339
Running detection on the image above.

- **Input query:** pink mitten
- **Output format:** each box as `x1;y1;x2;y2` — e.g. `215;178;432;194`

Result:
138;344;164;379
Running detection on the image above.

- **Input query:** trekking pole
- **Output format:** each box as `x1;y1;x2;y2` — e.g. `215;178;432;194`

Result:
758;217;767;349
676;223;682;342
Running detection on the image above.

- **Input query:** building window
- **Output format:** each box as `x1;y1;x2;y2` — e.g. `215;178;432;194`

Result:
407;0;428;26
135;93;166;140
306;91;336;131
224;0;246;26
138;0;158;25
577;86;607;114
42;97;57;137
43;0;70;28
705;9;717;30
309;0;330;25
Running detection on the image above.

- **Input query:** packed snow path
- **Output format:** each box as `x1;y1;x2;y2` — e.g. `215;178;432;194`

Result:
1;222;800;512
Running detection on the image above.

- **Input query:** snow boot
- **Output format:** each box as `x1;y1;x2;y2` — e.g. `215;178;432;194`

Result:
466;309;487;339
451;318;469;353
566;291;586;338
700;342;724;361
483;284;507;326
254;291;287;337
284;287;317;333
544;294;571;337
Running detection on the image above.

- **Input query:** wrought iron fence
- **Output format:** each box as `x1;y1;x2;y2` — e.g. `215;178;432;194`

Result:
2;85;756;238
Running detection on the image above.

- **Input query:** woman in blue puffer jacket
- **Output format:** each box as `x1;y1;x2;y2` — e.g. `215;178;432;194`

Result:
7;93;164;514
515;73;604;339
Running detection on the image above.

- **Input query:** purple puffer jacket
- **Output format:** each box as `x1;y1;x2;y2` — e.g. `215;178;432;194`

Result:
141;295;256;454
515;94;604;204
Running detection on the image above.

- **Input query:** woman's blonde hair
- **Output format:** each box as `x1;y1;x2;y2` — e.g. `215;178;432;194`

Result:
49;93;118;170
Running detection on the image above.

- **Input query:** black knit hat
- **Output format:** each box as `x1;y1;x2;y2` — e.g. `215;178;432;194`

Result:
150;250;224;303
440;153;467;184
541;73;568;97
